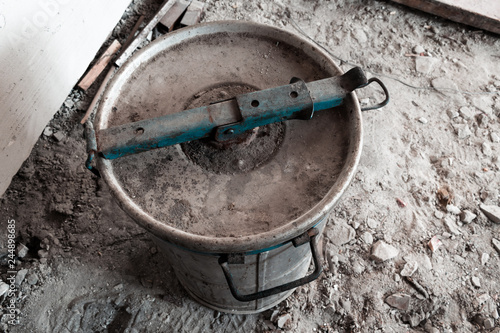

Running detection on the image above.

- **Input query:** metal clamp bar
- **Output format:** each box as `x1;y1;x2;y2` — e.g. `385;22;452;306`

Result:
360;77;390;111
218;228;323;302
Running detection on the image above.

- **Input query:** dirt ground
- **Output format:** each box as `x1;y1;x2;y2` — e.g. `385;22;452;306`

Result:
1;0;500;332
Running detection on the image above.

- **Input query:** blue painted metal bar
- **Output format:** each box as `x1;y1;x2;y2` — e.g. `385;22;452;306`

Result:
97;67;368;160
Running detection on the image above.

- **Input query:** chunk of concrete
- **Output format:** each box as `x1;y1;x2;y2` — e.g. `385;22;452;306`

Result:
480;204;500;224
371;241;399;262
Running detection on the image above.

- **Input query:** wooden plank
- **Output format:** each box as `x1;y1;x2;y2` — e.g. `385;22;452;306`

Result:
159;0;191;32
0;0;131;197
390;0;500;34
115;0;177;67
180;0;204;27
77;39;121;91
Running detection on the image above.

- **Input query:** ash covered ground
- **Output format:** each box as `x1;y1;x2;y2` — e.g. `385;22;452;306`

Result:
1;0;500;332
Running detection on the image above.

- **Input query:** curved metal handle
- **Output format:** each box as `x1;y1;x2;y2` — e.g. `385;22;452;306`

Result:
360;77;390;111
218;228;323;302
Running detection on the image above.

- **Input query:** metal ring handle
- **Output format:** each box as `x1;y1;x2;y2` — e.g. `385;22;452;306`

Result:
218;228;323;302
360;77;390;111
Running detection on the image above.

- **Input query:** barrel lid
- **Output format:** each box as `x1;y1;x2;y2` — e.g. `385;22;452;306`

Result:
95;21;362;253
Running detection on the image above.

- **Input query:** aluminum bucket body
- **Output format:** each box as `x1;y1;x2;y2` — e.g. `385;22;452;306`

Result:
95;21;363;313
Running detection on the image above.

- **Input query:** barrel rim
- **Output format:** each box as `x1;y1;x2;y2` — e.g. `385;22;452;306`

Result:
95;20;363;253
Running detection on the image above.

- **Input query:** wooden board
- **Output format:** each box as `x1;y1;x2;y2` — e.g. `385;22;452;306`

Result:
0;0;131;197
78;39;121;91
390;0;500;34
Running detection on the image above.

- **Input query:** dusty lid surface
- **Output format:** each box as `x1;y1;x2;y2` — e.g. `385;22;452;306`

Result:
95;21;362;253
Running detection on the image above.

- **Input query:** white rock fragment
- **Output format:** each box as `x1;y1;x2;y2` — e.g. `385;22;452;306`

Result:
433;211;444;220
400;261;418;277
472;96;493;115
491;132;500;143
371;241;399;262
481;253;490;265
484;318;494;329
459;106;474;119
0;281;9;297
447;110;459;119
277;313;291;329
415;56;438;74
480;204;500;224
328;224;355;246
444;217;461;235
460;210;477;224
446;205;461;215
43;126;53;137
17;243;29;258
471;276;481;288
428;236;442;252
453;124;472;139
418;117;428;124
366;218;380;229
482;142;492;156
360;231;374;245
413;45;425;54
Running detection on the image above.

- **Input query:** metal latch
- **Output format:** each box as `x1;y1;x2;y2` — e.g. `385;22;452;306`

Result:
85;67;388;173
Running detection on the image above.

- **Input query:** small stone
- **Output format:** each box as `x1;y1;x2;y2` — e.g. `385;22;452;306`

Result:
418;117;428;124
113;283;124;291
472;96;493;115
38;250;49;258
480;204;500;224
150;247;158;254
481;253;490;265
484;318;495;329
16;243;29;258
277;313;291;328
52;131;65;142
454;255;466;265
385;293;411;311
477;293;491;305
43;127;53;137
371;241;399;262
360;232;373;245
471;276;481;288
400;261;418;277
352;28;368;44
26;273;38;285
460;210;477;224
360;98;370;106
0;281;9;297
340;299;351;313
352;260;365;274
459;106;475;119
415;56;438;74
367;218;380;229
444;217;461;235
453;124;472;139
482;142;492;156
328;224;355;246
491;132;500;143
64;99;74;109
446;205;461;215
428;236;442;252
492;238;500;253
413;45;425;54
15;269;28;286
447;110;459;119
434;211;444;219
